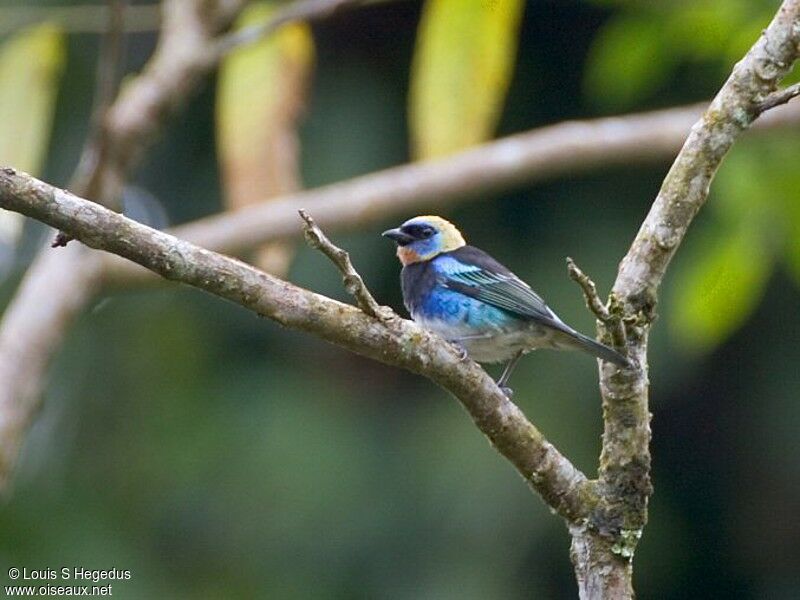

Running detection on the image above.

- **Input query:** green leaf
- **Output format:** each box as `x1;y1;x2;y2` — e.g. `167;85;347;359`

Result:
664;0;748;61
712;144;770;225
0;23;65;250
584;14;674;111
724;11;772;67
710;131;800;299
749;136;800;285
714;135;800;290
409;0;524;159
671;221;772;354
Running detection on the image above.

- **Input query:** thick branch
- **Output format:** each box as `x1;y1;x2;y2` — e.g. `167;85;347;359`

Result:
102;0;363;189
614;4;800;307
577;2;800;595
96;0;243;202
99;99;800;287
0;168;596;524
570;524;634;600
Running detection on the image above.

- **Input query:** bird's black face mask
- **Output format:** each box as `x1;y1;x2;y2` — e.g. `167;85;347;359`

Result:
382;228;415;246
382;223;436;246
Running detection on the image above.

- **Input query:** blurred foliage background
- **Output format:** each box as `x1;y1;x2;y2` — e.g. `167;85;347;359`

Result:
1;0;799;597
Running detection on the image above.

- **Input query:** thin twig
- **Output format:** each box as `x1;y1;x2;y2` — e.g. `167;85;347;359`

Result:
213;0;364;59
566;257;610;321
298;209;393;320
566;257;626;348
757;82;800;113
85;0;128;143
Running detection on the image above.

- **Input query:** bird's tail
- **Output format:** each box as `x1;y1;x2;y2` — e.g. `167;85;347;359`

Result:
558;328;631;367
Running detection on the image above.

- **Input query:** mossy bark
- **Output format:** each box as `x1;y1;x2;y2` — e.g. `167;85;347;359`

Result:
579;2;800;596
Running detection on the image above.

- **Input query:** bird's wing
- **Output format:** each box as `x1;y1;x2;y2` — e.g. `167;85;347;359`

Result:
438;246;563;325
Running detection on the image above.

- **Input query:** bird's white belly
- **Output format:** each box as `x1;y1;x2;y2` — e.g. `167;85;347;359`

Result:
413;315;557;364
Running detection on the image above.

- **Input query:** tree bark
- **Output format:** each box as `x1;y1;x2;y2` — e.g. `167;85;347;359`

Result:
579;1;800;596
0;1;799;597
570;525;633;600
0;169;598;525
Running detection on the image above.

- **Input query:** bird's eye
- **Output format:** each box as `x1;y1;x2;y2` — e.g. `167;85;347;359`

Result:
402;224;436;239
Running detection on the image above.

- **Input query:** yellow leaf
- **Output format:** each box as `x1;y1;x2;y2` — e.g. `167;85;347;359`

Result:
216;2;315;274
671;222;771;354
409;0;524;159
0;23;65;247
217;2;314;209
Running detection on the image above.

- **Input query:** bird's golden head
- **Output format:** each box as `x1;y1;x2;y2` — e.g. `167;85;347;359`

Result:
382;216;466;265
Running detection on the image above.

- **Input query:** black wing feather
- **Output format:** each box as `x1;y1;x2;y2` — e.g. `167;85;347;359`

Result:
443;246;563;326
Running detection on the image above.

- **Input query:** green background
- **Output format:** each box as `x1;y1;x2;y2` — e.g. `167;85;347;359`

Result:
1;0;799;597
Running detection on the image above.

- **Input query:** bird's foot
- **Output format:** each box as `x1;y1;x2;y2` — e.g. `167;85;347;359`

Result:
450;342;470;362
499;385;514;399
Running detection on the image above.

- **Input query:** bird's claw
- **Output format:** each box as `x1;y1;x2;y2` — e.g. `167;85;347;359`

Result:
499;385;514;399
451;342;469;362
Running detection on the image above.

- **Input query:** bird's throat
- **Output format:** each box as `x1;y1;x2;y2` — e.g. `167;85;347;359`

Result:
397;246;423;265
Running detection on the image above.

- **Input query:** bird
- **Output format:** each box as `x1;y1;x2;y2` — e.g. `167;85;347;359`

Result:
382;215;630;395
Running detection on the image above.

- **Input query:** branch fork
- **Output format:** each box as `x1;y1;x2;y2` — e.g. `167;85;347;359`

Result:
566;257;627;349
756;81;800;114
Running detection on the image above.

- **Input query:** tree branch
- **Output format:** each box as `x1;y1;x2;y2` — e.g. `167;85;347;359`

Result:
566;257;611;322
298;209;393;320
573;1;800;596
0;168;597;525
213;0;365;59
98;99;800;288
0;6;798;594
566;257;625;349
0;3;797;594
0;0;375;493
69;0;128;201
756;82;800;113
0;0;249;492
54;0;128;247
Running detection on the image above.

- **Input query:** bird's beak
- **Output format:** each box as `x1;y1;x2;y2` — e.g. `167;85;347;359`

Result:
382;228;414;245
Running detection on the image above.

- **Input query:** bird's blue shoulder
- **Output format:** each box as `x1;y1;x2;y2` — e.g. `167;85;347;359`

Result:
400;255;513;332
400;249;482;315
400;258;436;315
437;246;560;325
